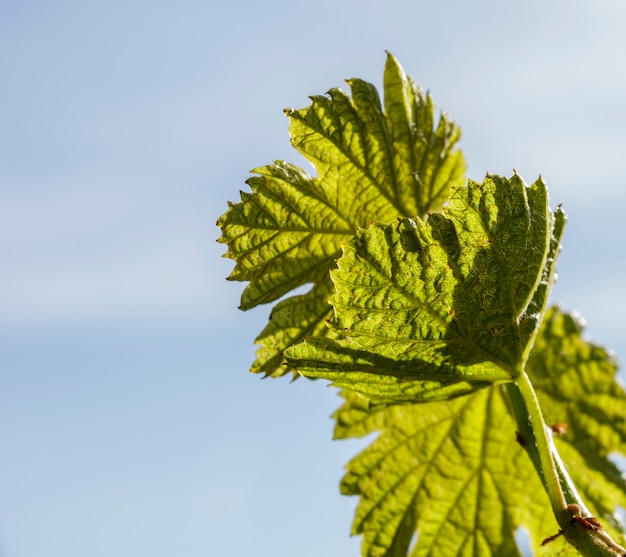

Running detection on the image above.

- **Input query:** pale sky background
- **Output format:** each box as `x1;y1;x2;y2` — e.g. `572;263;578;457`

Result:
2;1;626;556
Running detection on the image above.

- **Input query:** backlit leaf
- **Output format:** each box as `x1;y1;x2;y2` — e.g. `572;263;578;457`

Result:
217;54;466;376
331;307;626;557
333;387;554;557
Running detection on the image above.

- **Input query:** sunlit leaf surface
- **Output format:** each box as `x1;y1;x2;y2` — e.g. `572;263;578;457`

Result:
218;54;465;376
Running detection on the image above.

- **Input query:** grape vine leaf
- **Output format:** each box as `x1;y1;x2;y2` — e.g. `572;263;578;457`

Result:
217;53;466;377
330;307;626;557
286;174;564;402
334;387;552;557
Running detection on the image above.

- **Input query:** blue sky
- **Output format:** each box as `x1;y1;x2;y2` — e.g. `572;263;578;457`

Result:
1;1;626;556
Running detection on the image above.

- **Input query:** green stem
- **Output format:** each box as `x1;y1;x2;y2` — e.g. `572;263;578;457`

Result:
507;374;567;521
507;375;626;556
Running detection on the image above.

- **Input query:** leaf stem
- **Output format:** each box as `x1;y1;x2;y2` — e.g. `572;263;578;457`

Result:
507;374;567;520
507;375;626;556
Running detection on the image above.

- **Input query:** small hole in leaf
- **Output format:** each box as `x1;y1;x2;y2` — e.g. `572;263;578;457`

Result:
407;530;418;555
514;527;532;557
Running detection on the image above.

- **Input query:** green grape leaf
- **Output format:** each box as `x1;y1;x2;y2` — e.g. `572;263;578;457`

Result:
332;307;626;557
334;387;555;557
217;53;466;376
286;174;562;402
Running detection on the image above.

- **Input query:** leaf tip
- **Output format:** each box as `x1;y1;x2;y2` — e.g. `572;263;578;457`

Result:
384;50;400;67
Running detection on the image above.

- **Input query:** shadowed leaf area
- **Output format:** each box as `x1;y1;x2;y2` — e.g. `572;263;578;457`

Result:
286;174;562;403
